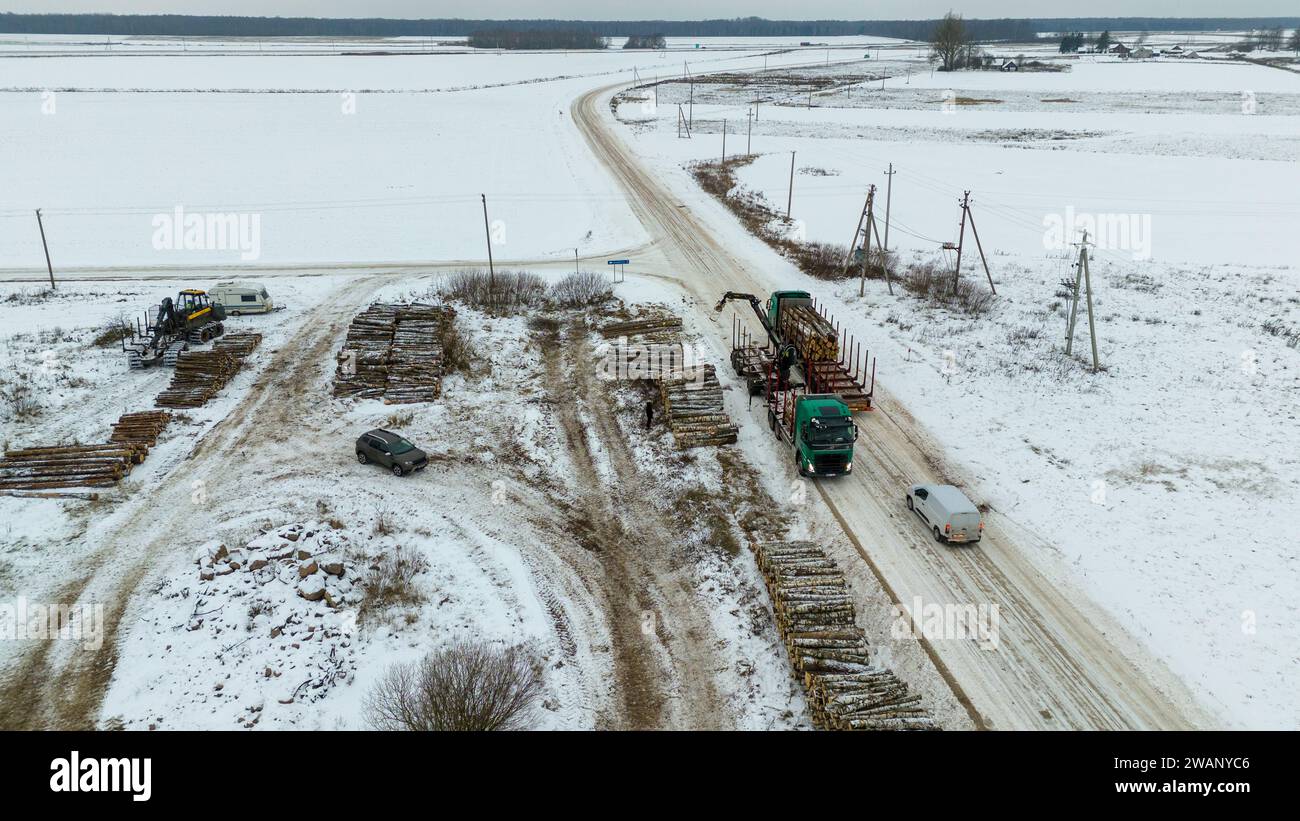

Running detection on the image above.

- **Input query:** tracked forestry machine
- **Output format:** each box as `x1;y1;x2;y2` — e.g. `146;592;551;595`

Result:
123;289;227;369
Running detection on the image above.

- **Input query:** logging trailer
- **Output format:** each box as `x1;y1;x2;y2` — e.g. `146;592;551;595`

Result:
715;290;874;410
123;289;227;369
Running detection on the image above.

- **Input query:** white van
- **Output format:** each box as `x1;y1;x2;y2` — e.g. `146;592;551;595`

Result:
210;281;274;315
906;484;983;544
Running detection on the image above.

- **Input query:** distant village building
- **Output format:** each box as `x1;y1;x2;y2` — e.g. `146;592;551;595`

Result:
1001;59;1019;71
1111;43;1131;57
1131;47;1153;59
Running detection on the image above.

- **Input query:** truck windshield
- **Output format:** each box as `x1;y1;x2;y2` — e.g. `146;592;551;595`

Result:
389;438;416;455
806;421;854;446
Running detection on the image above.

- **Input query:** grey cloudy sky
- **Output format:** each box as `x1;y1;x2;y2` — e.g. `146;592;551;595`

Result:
0;1;1293;20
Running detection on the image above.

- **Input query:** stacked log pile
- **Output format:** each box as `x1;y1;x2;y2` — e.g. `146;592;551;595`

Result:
386;304;451;404
600;315;683;344
213;331;263;359
659;364;738;448
779;304;839;363
109;411;172;447
0;443;147;490
333;303;454;403
155;350;241;408
752;540;938;731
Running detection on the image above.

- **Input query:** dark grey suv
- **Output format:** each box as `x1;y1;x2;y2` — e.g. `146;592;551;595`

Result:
355;429;429;476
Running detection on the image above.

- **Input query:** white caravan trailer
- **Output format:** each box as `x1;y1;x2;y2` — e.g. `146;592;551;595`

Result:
210;281;274;315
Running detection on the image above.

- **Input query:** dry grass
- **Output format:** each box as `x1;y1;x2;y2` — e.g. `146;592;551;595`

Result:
357;547;429;623
364;640;543;731
689;157;891;282
900;261;995;316
440;268;547;315
550;271;612;308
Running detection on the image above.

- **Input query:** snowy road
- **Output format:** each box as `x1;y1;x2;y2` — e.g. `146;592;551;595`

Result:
572;80;1215;730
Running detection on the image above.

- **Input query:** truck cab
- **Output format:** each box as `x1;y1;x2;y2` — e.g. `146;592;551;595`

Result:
765;290;812;330
770;393;858;478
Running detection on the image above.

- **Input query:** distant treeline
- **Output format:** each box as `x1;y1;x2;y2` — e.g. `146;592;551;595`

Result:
467;29;607;49
1;14;1297;42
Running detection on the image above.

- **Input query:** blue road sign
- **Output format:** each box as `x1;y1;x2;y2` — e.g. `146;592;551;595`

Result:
607;259;630;265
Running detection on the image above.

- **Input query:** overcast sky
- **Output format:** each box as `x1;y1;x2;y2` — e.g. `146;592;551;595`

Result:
0;1;1293;20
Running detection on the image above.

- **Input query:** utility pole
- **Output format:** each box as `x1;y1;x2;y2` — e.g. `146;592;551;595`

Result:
882;163;896;255
480;194;495;310
951;191;996;296
858;185;877;297
721;119;726;165
684;62;694;128
35;207;55;288
746;108;753;154
786;151;796;220
35;209;55;289
1065;230;1101;372
574;248;579;274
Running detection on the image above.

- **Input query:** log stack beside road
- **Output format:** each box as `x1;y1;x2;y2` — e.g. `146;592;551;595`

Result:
752;540;938;731
333;303;454;403
659;364;739;449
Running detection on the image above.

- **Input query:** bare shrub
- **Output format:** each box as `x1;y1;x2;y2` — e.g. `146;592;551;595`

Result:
901;260;995;315
90;315;132;348
550;271;612;308
358;547;429;622
364;640;543;731
439;315;475;375
440;268;546;315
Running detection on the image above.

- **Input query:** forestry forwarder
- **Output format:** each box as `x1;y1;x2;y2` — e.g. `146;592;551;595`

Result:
123;289;227;369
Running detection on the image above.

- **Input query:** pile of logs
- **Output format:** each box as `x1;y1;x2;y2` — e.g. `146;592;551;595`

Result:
213;331;263;359
155;332;261;409
752;540;938;731
0;443;147;491
155;350;241;408
779;304;839;363
333;303;454;403
659;364;739;449
109;411;172;447
600;315;683;343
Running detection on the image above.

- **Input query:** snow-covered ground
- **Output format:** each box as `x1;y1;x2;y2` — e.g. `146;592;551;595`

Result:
3;31;1297;731
0;41;845;272
613;49;1300;728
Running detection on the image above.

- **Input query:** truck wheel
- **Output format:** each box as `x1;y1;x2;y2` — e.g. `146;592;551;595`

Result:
933;527;944;543
392;464;405;477
357;452;367;464
767;409;776;431
906;496;914;511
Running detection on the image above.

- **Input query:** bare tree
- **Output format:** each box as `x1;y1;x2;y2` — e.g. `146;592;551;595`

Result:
1290;28;1300;55
364;640;543;731
930;11;967;72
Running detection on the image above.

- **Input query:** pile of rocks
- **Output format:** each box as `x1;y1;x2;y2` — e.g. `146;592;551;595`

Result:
197;522;356;610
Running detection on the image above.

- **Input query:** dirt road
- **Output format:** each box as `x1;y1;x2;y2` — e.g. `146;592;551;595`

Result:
537;316;729;730
572;82;1212;730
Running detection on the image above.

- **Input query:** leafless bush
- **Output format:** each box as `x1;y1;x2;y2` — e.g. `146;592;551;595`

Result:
364;640;543;731
90;316;132;348
439;315;477;375
0;381;41;422
901;261;995;315
358;547;429;622
440;268;546;315
550;271;612;308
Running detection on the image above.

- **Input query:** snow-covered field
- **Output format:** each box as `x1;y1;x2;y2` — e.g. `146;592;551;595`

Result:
2;31;1298;731
0;40;844;271
614;47;1300;728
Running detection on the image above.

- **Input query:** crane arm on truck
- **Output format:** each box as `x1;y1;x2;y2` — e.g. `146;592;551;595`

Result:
713;291;778;347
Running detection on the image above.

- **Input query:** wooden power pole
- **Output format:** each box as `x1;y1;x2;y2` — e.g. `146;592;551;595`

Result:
786;151;795;220
480;194;495;309
35;208;55;289
1065;230;1101;372
952;191;996;296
